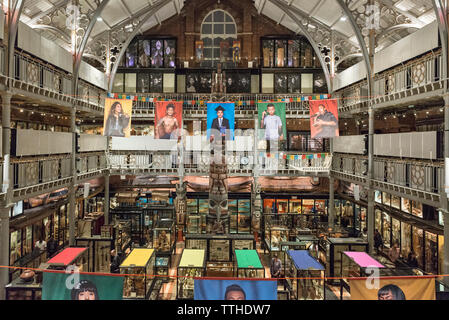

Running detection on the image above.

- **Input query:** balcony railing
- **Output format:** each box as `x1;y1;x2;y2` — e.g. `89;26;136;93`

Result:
336;50;445;113
130;93;315;113
0;47;105;113
332;153;443;203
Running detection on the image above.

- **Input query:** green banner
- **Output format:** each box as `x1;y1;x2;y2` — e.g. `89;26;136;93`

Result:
257;102;287;141
43;272;124;300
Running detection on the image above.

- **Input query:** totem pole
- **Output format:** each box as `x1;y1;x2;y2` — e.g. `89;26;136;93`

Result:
175;181;187;226
207;148;229;234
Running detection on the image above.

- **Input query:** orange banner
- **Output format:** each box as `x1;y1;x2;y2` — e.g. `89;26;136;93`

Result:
349;278;435;300
155;101;183;139
309;99;339;139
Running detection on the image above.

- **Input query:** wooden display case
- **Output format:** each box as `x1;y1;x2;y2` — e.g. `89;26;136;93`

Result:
206;262;234;277
339;251;386;299
185;234;255;262
324;237;368;284
75;236;113;272
234;250;265;278
177;249;206;299
285;250;325;300
120;248;156;299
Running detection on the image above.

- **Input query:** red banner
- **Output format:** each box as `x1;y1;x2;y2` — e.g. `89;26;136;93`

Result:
309;99;339;139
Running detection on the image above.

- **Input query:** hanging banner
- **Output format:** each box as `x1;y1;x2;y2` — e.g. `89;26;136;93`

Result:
207;102;235;141
232;41;241;63
194;279;277;300
195;41;204;62
349;278;435;300
43;272;124;300
103;98;132;137
155;101;183;139
257;102;287;151
309;99;339;139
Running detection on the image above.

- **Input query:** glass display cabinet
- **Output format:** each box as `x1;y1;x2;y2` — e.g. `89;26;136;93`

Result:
46;247;89;271
185;234;255;262
285;250;325;300
75;236;113;272
5;277;42;300
234;250;265;278
111;207;144;245
229;199;252;234
113;220;132;254
152;218;176;266
206;262;234;277
325;238;368;284
177;249;206;299
120;248;156;299
339;251;386;299
155;256;170;282
264;224;289;256
186;199;207;234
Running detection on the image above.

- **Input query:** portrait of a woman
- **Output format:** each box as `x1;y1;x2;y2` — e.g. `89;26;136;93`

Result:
104;101;131;137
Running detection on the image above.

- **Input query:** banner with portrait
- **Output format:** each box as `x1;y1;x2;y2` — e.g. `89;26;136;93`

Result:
309;99;339;139
349;278;435;300
194;279;277;300
207;102;235;141
154;101;183;139
42;272;124;300
103;98;133;137
195;41;204;62
232;41;241;63
257;102;287;147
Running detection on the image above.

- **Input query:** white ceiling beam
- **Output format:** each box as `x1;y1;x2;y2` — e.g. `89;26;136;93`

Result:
379;0;426;27
28;0;70;25
308;0;327;17
258;0;267;14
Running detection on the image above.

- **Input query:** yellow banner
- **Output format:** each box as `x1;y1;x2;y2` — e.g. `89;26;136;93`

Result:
103;98;133;137
349;278;435;300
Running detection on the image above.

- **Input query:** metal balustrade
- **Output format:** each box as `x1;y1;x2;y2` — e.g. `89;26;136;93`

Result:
332;153;444;195
335;51;445;113
131;93;312;112
0;49;105;113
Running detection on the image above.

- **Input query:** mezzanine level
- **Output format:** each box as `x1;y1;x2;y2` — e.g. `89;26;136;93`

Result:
335;51;445;115
0;48;106;115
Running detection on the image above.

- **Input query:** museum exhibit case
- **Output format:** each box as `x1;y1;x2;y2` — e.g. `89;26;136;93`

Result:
111;206;145;245
185;234;255;261
177;249;206;299
285;250;325;300
46;247;89;271
234;250;265;278
206;262;234;277
155;256;170;282
186;199;208;234
120;248;156;299
264;223;289;256
5;274;42;300
339;251;386;299
113;220;132;254
152;216;176;266
324;237;368;283
75;236;113;272
77;212;105;237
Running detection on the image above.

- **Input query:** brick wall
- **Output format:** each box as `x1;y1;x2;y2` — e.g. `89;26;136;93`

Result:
142;0;296;68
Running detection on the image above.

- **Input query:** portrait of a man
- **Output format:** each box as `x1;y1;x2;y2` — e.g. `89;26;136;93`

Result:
224;284;246;300
155;101;183;140
309;99;339;139
377;284;406;300
207;102;235;141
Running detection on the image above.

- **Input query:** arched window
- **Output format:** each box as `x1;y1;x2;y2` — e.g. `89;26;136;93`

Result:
200;9;237;68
